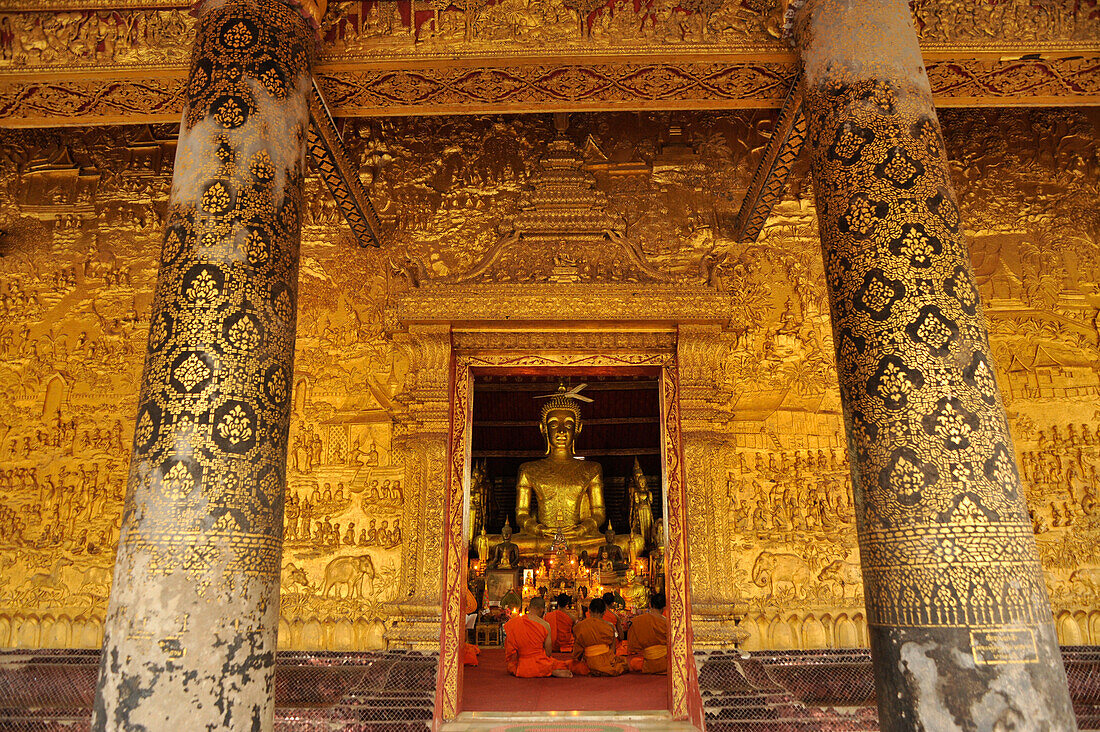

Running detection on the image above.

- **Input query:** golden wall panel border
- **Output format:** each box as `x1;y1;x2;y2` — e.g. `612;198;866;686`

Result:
0;56;1098;128
398;283;731;324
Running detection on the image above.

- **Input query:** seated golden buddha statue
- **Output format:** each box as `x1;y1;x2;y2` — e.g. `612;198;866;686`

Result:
510;384;642;559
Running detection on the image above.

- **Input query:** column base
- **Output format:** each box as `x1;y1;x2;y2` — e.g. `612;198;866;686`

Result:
690;608;750;651
384;603;443;651
869;623;1076;730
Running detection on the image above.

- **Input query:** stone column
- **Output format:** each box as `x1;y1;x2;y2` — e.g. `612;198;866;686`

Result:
93;0;320;728
788;0;1076;728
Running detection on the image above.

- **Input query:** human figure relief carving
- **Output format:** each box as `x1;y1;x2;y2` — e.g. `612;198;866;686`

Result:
0;109;1099;653
2;1;1094;73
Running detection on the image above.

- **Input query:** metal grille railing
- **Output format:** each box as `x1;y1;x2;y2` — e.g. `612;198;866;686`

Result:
0;649;436;732
699;647;1100;732
697;649;879;731
1;647;1097;730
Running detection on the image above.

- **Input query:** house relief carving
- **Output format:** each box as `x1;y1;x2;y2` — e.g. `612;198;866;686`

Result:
0;109;1098;653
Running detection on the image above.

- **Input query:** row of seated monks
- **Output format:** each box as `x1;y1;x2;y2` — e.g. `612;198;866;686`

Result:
465;590;669;678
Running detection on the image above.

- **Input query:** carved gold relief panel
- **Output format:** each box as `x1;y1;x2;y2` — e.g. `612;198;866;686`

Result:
0;2;1098;125
0;1;1095;69
0;108;1098;651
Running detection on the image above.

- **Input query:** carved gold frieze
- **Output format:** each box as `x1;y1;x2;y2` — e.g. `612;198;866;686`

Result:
398;283;731;323
2;56;1099;128
0;0;1096;69
0;1;1097;127
0;108;1098;653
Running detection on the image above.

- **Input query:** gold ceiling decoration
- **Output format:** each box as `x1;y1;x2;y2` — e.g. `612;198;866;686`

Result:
0;0;1097;125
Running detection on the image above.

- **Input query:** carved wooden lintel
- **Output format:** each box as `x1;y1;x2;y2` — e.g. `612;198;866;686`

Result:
1;55;1097;128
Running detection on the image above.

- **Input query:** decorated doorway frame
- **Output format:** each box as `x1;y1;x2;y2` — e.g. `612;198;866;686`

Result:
433;348;704;728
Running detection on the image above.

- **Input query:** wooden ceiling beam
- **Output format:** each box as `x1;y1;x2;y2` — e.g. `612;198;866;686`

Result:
474;417;658;427
473;448;661;458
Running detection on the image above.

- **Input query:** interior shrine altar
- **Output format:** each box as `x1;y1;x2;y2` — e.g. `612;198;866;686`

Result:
470;529;661;614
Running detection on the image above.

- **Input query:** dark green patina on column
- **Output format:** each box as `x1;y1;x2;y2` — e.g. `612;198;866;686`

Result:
93;0;316;728
788;0;1077;727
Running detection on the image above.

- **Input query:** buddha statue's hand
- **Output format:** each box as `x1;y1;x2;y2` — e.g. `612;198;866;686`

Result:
521;518;544;535
578;517;599;535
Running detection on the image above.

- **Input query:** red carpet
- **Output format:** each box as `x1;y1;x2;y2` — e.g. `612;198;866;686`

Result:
461;649;668;712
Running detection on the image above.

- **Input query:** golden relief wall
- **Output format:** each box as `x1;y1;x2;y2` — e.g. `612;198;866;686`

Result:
1;0;1095;68
1;2;1096;127
0;107;1098;652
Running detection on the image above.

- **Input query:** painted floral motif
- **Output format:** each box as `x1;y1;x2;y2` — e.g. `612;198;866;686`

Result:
135;410;155;447
273;288;294;322
875;146;924;188
265;366;288;406
891;224;941;267
227;315;261;350
163;462;195;501
886;452;927;505
248;150;274;181
214;96;247;128
929;400;974;449
243;229;270;266
855;270;903;319
869;356;924;409
222;20;255;49
173;353;211;391
216;404;253;447
201;181;232;214
184;268;220;305
953;496;987;524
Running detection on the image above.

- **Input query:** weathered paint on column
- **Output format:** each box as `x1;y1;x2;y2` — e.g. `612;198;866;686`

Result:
93;0;316;728
788;0;1077;728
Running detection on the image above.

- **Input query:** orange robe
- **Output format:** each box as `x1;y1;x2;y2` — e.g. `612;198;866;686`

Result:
602;610;630;654
463;587;480;667
571;617;627;677
504;615;568;677
545;609;575;652
627;611;668;674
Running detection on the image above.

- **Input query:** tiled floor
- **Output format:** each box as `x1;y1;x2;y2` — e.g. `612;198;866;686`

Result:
441;711;698;732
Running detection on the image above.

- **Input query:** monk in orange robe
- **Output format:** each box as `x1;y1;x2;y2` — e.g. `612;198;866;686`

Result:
463;586;480;666
503;597;572;678
601;592;630;654
571;598;627;677
545;593;576;652
627;592;668;674
600;592;620;624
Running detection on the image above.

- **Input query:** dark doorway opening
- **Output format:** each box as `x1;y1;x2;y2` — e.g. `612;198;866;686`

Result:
462;370;670;715
471;373;664;539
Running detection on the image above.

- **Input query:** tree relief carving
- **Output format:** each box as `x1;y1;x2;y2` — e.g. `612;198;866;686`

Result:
0;109;1098;652
0;1;1095;72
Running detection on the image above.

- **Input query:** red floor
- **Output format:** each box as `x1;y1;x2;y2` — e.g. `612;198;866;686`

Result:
461;649;669;712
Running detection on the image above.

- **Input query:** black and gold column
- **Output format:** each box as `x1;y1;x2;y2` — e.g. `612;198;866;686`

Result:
93;0;319;728
788;0;1076;727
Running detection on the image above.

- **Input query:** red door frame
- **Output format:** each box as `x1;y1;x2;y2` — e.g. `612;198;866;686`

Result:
433;352;704;729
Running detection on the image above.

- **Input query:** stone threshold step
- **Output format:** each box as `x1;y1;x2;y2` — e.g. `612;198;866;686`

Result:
442;710;700;731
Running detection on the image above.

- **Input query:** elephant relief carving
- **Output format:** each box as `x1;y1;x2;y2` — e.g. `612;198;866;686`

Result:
752;551;811;599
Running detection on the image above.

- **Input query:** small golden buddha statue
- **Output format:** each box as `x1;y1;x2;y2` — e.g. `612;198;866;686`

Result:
474;526;491;564
624;569;649;611
595;525;628;570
